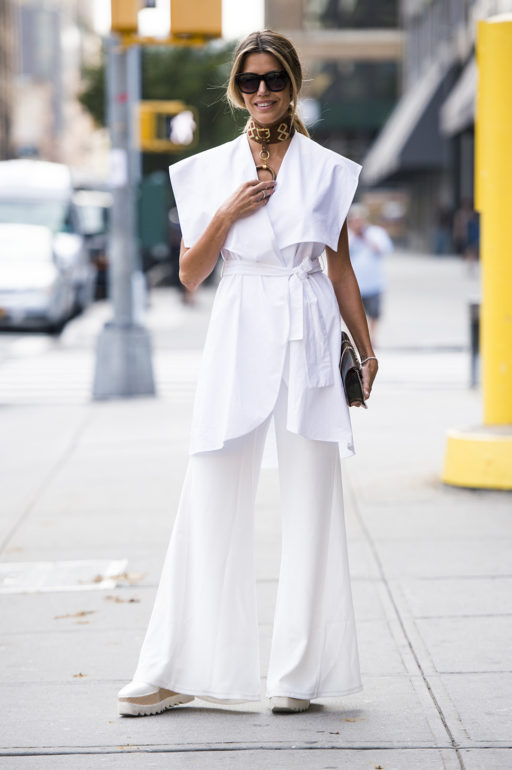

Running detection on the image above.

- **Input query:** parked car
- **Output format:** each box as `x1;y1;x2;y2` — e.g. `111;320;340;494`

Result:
0;160;95;332
0;223;76;332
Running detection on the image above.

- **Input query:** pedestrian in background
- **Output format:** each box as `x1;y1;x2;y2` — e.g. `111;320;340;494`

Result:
348;204;393;346
453;198;480;273
453;197;473;255
464;207;480;274
118;30;378;718
433;203;453;255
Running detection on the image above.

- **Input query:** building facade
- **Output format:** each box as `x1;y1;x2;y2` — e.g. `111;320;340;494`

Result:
0;0;16;159
364;0;512;251
8;0;104;173
264;0;403;164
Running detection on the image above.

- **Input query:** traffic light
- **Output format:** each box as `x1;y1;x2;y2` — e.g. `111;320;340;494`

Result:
111;1;157;34
111;0;222;40
111;0;140;33
139;101;199;152
170;0;222;37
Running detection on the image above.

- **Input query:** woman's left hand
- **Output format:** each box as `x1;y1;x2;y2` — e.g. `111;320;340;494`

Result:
359;358;379;405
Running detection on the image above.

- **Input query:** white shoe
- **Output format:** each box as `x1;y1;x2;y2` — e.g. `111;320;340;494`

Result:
118;680;194;716
271;696;310;713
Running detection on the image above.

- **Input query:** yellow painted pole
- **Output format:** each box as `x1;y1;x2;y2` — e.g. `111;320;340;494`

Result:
477;17;512;424
442;15;512;489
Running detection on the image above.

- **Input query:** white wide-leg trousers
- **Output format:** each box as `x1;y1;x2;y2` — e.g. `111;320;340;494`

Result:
133;381;362;702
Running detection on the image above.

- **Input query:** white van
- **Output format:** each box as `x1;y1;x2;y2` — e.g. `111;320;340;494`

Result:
0;160;95;332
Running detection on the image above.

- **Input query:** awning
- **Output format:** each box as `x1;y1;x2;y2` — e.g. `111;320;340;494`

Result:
362;58;454;185
440;57;476;135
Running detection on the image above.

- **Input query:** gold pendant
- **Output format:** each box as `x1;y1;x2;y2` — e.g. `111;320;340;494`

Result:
257;141;275;179
256;163;276;181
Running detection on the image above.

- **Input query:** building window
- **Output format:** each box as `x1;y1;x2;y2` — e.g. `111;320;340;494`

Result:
310;58;398;140
305;0;399;30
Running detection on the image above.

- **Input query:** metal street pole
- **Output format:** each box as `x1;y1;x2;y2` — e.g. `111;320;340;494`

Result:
93;36;156;399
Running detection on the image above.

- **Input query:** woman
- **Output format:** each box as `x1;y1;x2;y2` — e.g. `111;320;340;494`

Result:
118;30;378;717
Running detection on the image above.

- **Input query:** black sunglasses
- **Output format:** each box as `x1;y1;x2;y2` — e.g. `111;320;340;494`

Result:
235;70;289;94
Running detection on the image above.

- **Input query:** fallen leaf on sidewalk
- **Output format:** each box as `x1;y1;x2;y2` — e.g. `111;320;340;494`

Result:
104;595;140;604
73;673;87;678
109;571;147;585
375;765;384;769
54;610;96;620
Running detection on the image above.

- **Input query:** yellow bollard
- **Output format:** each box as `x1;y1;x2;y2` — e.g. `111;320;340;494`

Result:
442;15;512;489
478;17;512;424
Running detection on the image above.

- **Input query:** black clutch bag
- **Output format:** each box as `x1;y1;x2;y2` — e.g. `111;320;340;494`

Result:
340;331;367;408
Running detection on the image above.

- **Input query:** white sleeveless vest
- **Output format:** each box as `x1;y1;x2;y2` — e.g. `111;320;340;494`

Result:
169;131;362;456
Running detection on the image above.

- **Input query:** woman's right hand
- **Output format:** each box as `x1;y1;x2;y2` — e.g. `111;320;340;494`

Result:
179;179;275;291
218;179;276;224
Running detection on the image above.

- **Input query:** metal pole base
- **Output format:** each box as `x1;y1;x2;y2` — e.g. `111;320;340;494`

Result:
93;321;156;399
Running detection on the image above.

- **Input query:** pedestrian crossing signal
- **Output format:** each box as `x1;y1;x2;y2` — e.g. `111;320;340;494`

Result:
139;101;199;153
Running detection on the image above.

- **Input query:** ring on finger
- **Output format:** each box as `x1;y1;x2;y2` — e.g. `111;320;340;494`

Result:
260;191;266;201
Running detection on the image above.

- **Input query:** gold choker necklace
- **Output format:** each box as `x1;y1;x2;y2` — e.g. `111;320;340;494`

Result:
247;116;294;180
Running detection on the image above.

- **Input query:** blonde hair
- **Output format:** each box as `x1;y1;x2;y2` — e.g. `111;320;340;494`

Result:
226;30;309;138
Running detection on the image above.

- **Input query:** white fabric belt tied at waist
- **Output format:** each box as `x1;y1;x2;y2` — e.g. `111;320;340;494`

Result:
222;256;334;388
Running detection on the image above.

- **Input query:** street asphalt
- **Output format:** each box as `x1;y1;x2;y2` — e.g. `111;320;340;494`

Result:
0;252;510;769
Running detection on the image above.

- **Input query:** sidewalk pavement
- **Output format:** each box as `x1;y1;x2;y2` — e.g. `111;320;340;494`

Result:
0;252;510;769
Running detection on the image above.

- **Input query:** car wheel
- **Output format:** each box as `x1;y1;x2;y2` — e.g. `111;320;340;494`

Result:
46;318;66;335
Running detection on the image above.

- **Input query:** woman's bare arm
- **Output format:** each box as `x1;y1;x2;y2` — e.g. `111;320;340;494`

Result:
178;210;233;292
326;220;378;401
179;178;276;291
